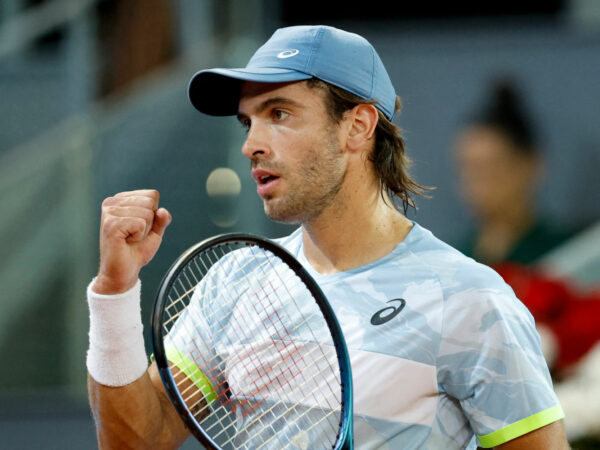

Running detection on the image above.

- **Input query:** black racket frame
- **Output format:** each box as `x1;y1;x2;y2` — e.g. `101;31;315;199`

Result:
151;233;353;449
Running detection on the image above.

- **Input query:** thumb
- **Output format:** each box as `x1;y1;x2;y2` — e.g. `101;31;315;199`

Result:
151;207;172;238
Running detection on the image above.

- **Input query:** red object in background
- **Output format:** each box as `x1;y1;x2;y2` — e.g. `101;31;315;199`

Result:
495;263;600;372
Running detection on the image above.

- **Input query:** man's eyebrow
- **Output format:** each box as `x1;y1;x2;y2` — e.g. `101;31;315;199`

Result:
237;96;303;120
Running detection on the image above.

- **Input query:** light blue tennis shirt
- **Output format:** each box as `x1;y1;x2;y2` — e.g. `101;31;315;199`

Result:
168;223;564;449
280;223;562;448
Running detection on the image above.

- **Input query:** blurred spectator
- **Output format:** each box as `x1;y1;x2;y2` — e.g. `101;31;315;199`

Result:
453;78;600;446
454;79;571;265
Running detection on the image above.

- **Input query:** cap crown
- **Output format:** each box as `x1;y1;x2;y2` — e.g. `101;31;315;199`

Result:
247;26;396;119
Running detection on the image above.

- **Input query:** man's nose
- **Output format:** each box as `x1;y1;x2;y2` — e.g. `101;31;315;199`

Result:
241;121;270;159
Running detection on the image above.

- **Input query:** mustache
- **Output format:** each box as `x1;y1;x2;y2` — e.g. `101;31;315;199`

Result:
250;160;284;173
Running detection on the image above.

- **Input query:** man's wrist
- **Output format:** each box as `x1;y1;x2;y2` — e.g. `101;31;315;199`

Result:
87;277;148;386
92;273;139;295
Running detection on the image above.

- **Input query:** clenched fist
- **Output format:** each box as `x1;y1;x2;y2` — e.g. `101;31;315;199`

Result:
93;190;172;295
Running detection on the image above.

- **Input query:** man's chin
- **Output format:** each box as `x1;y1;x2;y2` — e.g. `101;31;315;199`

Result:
263;202;303;225
264;210;301;225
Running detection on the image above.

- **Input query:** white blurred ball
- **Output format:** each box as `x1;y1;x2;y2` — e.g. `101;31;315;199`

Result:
206;167;241;197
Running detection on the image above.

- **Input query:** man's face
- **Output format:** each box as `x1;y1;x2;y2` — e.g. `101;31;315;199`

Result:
237;81;347;224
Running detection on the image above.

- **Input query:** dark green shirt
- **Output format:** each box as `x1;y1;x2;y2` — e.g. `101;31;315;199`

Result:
457;221;572;265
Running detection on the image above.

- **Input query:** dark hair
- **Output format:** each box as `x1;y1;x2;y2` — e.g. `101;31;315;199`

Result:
474;79;538;156
306;78;431;213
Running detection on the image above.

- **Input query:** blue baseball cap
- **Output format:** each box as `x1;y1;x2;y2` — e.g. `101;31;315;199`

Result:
188;25;397;119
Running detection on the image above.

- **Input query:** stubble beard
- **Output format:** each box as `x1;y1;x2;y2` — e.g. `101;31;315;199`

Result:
263;131;347;225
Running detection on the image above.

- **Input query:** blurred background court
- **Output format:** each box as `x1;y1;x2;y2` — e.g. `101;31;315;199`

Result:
1;1;599;448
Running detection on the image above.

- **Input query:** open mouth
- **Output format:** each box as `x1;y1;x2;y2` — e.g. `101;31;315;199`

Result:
259;175;278;184
253;169;280;185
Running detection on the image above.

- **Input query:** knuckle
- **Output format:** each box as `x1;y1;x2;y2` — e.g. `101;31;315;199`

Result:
101;196;115;208
146;197;157;209
150;192;160;208
102;215;118;231
133;216;147;230
103;205;124;218
142;211;154;224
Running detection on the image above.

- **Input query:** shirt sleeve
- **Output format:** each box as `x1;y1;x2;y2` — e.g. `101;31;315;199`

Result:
436;266;564;448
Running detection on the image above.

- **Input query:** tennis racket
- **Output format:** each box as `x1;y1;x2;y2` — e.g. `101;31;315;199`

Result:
151;233;353;449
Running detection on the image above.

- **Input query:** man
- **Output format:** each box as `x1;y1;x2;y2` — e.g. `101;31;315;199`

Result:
87;26;568;448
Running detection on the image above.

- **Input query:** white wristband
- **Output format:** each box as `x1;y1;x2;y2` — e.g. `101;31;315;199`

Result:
86;278;149;386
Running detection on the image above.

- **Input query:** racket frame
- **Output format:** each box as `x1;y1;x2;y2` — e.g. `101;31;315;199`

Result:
151;233;353;449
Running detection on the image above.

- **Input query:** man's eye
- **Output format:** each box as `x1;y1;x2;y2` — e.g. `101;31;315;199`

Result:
273;110;289;121
240;119;250;132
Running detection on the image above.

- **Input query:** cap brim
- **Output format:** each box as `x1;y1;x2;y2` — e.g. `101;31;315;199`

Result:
188;68;312;116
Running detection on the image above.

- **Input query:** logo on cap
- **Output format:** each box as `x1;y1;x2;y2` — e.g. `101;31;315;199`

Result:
277;49;300;59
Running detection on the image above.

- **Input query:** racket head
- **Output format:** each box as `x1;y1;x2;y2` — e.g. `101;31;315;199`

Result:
151;233;353;449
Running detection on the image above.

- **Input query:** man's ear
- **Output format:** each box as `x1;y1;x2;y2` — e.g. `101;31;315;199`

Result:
345;104;379;152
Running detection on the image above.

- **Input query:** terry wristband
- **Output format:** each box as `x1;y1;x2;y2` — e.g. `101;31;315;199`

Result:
86;278;149;386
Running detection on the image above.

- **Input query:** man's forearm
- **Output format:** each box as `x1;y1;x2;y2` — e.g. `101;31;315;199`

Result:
88;365;188;449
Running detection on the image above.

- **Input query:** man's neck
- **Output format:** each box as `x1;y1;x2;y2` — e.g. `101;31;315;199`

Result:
300;192;413;275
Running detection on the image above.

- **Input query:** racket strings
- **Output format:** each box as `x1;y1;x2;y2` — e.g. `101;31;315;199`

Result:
176;324;343;448
161;242;344;449
167;248;342;422
162;244;260;328
184;320;341;442
233;365;342;450
195;249;342;437
169;278;336;441
237;247;342;408
168;248;334;391
212;246;341;410
192;256;342;429
203;340;340;435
